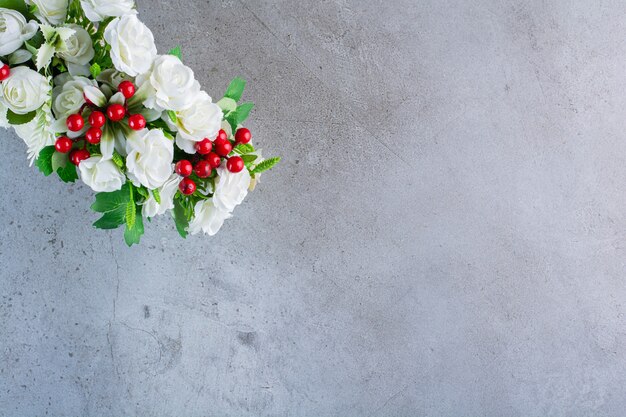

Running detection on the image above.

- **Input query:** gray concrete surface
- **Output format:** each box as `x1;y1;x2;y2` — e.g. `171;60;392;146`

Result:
2;0;626;415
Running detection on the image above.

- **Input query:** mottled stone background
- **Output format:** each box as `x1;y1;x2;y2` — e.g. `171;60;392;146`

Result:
2;0;626;416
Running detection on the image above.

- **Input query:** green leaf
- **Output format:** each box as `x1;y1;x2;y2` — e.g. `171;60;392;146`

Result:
124;205;144;246
235;102;254;125
241;154;258;163
224;77;246;101
167;110;178;123
93;206;126;229
152;188;161;204
111;151;124;168
125;185;136;229
217;97;237;114
168;46;182;60
89;62;101;78
251;157;281;174
35;146;55;176
6;109;36;125
51;151;69;171
91;183;130;213
172;198;189;238
56;163;78;183
233;143;255;154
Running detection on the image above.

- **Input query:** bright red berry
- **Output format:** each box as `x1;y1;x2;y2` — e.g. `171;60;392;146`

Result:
70;149;90;165
175;160;193;177
195;138;213;155
55;136;73;154
106;104;126;122
118;81;136;99
194;160;212;178
179;178;196;195
214;137;233;157
89;111;106;128
128;114;146;130
235;128;251;144
66;114;84;132
0;65;10;81
227;156;244;173
85;127;102;144
216;129;228;142
205;152;221;169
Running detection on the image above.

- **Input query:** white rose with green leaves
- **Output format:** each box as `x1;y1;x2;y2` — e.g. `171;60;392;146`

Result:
174;91;223;154
142;173;181;218
81;0;136;22
57;24;95;76
0;8;38;56
25;0;68;25
213;163;251;212
79;156;126;192
188;199;232;236
104;15;156;77
138;55;200;112
125;128;174;190
0;66;50;115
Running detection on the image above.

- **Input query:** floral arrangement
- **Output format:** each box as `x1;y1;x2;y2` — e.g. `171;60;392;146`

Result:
0;0;279;246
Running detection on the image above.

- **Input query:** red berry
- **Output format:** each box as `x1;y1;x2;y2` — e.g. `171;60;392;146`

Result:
179;178;196;195
85;127;102;144
216;129;228;142
0;65;10;81
227;156;244;173
205;152;221;169
194;160;212;178
54;136;73;154
106;104;126;122
118;81;136;99
128;114;146;130
235;128;251;144
66;114;84;132
214;137;233;157
89;111;106;128
70;149;90;165
195;138;213;155
175;160;193;177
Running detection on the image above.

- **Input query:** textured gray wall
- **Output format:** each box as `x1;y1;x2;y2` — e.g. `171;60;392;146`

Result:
2;0;626;416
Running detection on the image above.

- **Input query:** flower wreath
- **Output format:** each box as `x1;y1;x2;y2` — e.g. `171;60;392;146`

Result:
0;0;279;246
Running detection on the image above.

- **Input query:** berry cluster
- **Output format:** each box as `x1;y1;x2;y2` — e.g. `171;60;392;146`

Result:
54;80;146;166
174;127;252;195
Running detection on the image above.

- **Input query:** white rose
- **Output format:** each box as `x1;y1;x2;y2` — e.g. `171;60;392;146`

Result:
0;8;38;56
188;199;232;236
0;66;50;115
25;0;68;25
52;75;95;119
137;55;200;111
125;128;174;190
174;91;223;153
57;24;95;76
104;15;157;77
80;0;136;22
213;163;251;213
142;173;180;218
13;105;55;164
79;156;126;192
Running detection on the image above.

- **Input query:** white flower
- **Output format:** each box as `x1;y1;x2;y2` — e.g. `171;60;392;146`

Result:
0;66;50;115
174;91;223;153
0;101;8;128
188;199;232;236
13;105;55;165
137;55;200;112
125;128;174;190
0;8;38;56
104;15;157;77
57;24;95;76
81;0;136;22
51;75;95;119
79;156;126;192
25;0;68;25
213;163;251;212
142;173;180;218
